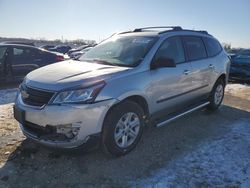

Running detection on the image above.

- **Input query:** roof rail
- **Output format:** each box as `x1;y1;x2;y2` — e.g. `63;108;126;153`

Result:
116;27;211;36
175;29;210;36
198;30;209;35
133;26;182;32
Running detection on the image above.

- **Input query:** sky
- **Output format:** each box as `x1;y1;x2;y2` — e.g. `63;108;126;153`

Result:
0;0;249;48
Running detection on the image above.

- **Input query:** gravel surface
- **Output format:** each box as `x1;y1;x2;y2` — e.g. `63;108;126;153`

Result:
0;84;250;188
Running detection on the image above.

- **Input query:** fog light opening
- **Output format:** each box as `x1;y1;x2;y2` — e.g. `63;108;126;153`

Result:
56;122;81;139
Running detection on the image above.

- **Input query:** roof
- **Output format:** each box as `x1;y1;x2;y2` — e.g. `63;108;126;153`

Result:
1;41;35;46
0;43;38;48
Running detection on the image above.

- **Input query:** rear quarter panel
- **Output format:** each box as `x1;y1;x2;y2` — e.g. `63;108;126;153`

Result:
209;50;230;91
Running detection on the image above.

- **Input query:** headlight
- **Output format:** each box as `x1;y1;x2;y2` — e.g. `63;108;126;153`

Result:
52;82;105;104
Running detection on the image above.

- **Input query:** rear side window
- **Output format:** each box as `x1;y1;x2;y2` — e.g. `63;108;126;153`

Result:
12;47;33;64
13;47;32;57
13;48;25;56
203;37;222;57
154;37;185;64
183;36;207;61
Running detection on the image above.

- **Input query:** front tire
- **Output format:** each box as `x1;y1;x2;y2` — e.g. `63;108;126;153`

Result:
207;79;225;111
102;100;144;157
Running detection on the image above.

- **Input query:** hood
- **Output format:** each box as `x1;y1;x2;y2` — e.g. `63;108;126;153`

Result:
25;60;131;91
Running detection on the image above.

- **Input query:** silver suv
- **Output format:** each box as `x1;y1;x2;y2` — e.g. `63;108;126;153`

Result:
14;26;230;156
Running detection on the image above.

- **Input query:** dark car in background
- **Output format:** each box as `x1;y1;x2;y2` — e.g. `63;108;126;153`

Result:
48;45;72;54
0;44;66;83
40;45;55;50
69;46;93;60
229;49;250;83
227;48;243;59
67;45;90;56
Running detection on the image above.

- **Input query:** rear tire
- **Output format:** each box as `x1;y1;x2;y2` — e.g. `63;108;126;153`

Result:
102;100;144;157
207;79;225;111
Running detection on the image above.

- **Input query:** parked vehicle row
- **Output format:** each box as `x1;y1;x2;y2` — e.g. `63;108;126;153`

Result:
40;45;55;51
40;44;96;55
67;45;90;55
13;26;230;156
0;41;97;84
0;44;68;83
228;49;250;83
69;47;93;60
47;45;72;54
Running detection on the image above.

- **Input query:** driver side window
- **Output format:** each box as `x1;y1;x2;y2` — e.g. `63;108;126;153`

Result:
154;37;185;64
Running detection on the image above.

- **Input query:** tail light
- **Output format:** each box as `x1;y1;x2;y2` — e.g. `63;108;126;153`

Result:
56;55;64;62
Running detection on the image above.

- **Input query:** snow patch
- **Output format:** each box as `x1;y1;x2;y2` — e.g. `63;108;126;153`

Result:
136;118;250;188
0;88;18;105
225;83;250;93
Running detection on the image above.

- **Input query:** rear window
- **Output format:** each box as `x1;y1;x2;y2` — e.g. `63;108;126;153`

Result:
183;36;207;61
203;37;222;57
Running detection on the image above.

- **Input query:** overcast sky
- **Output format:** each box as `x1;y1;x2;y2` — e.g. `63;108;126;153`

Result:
0;0;249;48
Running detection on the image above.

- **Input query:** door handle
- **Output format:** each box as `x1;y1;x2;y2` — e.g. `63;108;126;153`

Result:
209;64;215;69
183;70;191;75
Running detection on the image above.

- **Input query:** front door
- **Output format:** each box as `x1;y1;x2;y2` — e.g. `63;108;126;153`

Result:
149;36;195;117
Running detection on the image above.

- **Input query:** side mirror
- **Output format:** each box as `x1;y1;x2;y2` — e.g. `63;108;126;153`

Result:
151;57;176;69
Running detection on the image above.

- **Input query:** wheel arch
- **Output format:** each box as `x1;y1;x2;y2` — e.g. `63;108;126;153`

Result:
216;73;227;85
123;95;150;117
105;94;150;124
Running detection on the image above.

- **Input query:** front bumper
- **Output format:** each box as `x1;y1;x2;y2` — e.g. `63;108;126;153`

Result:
15;93;118;148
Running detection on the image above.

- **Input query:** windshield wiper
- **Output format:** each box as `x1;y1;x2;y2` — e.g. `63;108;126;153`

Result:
92;59;117;66
80;58;115;65
81;58;134;67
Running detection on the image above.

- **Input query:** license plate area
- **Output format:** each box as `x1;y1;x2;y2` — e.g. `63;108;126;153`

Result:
13;105;25;124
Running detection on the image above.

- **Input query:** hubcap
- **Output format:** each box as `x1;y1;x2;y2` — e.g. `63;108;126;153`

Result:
214;84;224;105
114;112;140;148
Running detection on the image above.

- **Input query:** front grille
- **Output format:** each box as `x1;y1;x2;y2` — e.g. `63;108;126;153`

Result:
20;84;55;107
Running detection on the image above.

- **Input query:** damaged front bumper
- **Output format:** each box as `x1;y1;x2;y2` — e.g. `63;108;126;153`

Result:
19;122;91;148
14;93;118;149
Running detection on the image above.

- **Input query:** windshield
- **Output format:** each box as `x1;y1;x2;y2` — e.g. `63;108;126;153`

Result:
79;36;157;67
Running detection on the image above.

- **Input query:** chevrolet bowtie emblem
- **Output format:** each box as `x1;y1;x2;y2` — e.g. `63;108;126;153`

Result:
21;90;29;99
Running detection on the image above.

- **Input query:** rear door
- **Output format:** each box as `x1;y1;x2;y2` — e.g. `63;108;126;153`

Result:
202;37;223;85
11;46;40;78
37;50;57;65
150;36;195;116
182;36;211;99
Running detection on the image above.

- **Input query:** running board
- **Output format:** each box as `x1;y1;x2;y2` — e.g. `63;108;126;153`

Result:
156;102;210;128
